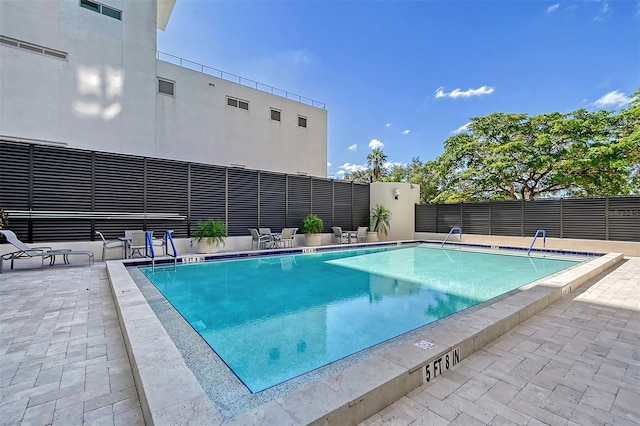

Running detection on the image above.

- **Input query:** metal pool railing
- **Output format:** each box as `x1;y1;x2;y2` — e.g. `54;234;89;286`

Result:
156;51;326;109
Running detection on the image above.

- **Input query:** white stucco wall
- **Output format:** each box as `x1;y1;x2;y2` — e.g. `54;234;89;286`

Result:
369;182;420;241
155;61;328;177
0;0;328;177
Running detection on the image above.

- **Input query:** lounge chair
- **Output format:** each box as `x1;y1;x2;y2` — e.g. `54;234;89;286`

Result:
331;227;349;244
0;230;94;272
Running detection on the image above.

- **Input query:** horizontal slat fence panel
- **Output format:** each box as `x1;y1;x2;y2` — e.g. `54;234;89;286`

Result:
436;203;461;234
607;197;640;242
333;181;352;230
352;184;370;229
461;203;489;235
491;200;522;236
0;142;30;210
94;152;145;212
415;204;437;233
312;179;333;232
259;172;286;232
563;198;606;240
524;199;561;238
227;169;258;237
287;176;311;229
146;158;189;237
33;220;91;242
190;164;226;238
33;146;92;211
94;220;145;240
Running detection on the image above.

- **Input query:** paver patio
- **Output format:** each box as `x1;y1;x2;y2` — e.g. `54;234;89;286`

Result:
1;257;638;425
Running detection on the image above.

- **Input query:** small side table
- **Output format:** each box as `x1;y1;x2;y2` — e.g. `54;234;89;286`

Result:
47;249;72;265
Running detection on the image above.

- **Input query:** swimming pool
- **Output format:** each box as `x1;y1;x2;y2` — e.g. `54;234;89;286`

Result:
140;245;580;393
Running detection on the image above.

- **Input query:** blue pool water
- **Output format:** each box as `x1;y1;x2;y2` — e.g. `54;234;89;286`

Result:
141;245;580;393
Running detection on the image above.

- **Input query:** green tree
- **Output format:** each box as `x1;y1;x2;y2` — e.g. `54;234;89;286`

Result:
434;106;639;201
342;168;371;183
367;148;388;182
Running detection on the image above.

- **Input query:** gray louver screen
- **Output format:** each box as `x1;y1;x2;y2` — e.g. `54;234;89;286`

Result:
352;184;370;229
490;200;522;236
190;163;226;235
608;197;640;242
32;146;92;241
260;172;286;231
415;204;437;232
312;179;332;232
436;203;461;233
287;176;311;229
333;181;352;230
0;142;30;240
462;202;490;235
524;199;561;238
562;198;606;240
227;169;258;236
146;158;188;238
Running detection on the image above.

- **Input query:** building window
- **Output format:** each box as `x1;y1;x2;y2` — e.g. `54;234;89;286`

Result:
298;116;307;128
227;96;249;110
271;109;281;121
80;0;122;20
0;35;68;61
158;78;175;96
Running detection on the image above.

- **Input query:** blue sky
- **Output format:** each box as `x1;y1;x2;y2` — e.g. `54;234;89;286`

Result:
157;0;640;179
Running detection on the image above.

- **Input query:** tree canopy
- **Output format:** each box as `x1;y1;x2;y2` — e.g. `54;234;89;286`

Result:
342;89;639;202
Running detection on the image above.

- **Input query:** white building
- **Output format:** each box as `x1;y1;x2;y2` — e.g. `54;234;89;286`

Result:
0;0;328;177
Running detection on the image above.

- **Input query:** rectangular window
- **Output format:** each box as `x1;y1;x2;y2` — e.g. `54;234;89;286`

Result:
158;78;175;96
271;109;281;121
80;0;121;20
227;96;248;110
298;116;307;128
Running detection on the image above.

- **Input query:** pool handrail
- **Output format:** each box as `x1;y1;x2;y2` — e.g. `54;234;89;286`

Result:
528;229;546;256
441;227;462;247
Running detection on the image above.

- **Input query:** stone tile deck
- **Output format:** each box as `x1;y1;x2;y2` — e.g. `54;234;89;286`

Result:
361;257;640;426
1;257;638;425
0;264;143;426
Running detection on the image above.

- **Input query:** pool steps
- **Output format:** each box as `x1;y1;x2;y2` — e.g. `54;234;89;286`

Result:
106;248;622;425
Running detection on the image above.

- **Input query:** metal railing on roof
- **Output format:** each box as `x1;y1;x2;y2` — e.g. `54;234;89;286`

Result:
156;51;326;110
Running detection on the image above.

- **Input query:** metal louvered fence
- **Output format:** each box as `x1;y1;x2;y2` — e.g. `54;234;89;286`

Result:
415;197;640;242
0;140;370;243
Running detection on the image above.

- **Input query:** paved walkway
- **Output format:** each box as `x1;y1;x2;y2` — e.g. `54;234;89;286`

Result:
0;264;143;426
1;258;638;425
362;258;640;426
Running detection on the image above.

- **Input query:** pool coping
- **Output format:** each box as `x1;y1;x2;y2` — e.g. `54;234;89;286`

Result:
106;245;623;425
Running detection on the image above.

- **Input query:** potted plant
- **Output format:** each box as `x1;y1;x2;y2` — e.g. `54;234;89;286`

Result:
368;204;391;242
301;214;324;246
192;219;226;253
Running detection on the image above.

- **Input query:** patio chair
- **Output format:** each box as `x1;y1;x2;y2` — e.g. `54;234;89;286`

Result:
331;227;349;244
96;231;124;260
129;231;148;258
351;226;368;243
279;227;297;248
249;228;271;250
0;230;94;272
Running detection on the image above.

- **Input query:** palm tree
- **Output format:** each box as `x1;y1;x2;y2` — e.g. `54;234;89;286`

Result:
367;148;388;182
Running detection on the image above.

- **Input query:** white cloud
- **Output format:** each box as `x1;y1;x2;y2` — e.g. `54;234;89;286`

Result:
593;1;611;21
384;161;405;170
435;85;495;99
368;139;384;150
546;3;560;14
401;130;410;135
385;123;392;128
593;90;632;108
338;162;367;173
327;161;331;167
348;144;357;151
451;122;471;134
335;170;345;176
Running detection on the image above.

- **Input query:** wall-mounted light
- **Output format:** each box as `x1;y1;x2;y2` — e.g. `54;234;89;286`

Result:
394;188;400;200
